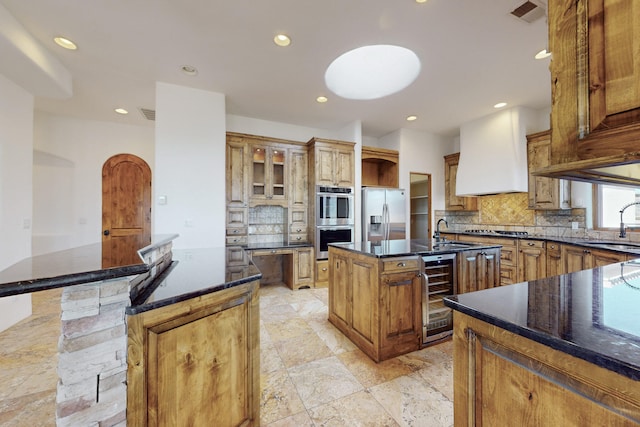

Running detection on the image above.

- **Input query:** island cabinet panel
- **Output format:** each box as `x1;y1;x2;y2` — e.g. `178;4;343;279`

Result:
328;247;421;362
546;242;563;277
127;280;260;427
328;251;351;330
379;270;422;360
453;312;640;426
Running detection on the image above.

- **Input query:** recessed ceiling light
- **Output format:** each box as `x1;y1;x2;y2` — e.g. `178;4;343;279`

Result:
114;108;128;115
406;115;418;121
416;0;428;3
274;34;291;47
181;65;198;76
325;45;421;100
53;36;77;50
535;49;551;59
316;96;328;103
494;102;508;109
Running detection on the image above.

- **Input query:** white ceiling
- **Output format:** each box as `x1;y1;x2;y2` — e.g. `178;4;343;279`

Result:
1;0;551;138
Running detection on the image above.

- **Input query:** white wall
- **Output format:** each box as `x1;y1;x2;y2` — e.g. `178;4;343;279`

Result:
0;73;33;331
154;83;226;249
32;112;154;254
379;127;454;238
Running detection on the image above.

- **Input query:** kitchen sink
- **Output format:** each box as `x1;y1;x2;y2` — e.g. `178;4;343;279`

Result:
432;242;473;250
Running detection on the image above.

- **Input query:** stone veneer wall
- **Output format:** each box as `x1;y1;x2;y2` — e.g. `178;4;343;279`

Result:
56;241;173;426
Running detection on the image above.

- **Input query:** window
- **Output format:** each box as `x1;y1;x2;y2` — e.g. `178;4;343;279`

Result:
596;184;640;229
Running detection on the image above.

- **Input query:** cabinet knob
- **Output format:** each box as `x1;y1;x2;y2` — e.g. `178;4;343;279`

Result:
322;267;327;271
271;250;276;253
527;242;535;246
296;228;302;232
296;237;301;240
583;249;591;254
397;262;406;267
233;229;239;234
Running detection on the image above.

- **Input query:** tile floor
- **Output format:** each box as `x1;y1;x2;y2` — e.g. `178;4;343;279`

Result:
0;283;454;426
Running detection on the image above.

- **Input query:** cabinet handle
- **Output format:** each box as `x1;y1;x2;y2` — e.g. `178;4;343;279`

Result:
271;250;276;253
233;229;239;234
397;262;406;267
296;228;302;232
322;267;327;271
583;249;591;254
296;237;301;240
527;242;535;246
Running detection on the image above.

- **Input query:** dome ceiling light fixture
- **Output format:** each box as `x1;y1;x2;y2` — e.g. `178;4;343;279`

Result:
274;34;291;47
316;96;328;103
325;45;421;100
54;36;77;50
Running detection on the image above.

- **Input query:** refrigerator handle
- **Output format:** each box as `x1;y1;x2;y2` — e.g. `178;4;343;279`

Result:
384;203;389;240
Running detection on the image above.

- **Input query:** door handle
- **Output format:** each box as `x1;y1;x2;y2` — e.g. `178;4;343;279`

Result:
103;230;110;236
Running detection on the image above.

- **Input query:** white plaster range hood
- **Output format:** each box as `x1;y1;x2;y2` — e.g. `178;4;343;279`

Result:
456;106;539;196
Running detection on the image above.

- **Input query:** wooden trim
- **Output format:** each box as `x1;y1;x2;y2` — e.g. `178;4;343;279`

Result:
226;131;307;148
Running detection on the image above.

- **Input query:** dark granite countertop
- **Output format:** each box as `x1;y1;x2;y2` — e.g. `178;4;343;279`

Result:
445;231;640;256
245;242;313;251
0;234;178;297
444;259;640;380
127;247;261;315
330;238;501;258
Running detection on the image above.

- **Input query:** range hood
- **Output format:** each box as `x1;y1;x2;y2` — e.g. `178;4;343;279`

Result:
456;107;537;196
533;152;640;187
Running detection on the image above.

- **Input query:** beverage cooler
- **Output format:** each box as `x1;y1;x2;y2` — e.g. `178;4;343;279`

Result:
422;253;456;344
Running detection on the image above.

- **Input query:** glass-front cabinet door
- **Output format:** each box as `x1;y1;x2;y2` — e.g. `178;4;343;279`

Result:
250;144;287;204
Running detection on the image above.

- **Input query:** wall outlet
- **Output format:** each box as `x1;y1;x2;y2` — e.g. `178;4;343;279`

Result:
571;221;579;230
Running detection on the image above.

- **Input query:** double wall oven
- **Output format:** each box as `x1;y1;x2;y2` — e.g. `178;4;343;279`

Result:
316;186;354;259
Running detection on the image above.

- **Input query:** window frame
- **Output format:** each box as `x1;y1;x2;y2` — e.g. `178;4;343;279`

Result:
593;184;640;233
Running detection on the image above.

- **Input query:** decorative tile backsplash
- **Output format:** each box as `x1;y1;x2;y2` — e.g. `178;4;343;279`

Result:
248;205;287;244
479;193;534;225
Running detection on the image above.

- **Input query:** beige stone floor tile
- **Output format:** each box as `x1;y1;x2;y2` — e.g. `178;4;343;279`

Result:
287;356;363;409
338;348;415;388
308;390;399;427
310;288;329;305
261;339;286;374
306;318;357;355
261;302;301;323
264;317;315;342
369;374;453;427
413;359;454;401
273;332;334;368
260;368;307;425
263;410;314;427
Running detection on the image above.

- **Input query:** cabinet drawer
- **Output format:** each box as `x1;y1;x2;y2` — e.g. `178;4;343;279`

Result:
382;257;420;273
288;233;308;243
226;226;247;236
250;248;293;257
226;235;247;246
547;242;561;257
289;225;308;234
519;239;545;250
500;264;518;286
316;260;329;283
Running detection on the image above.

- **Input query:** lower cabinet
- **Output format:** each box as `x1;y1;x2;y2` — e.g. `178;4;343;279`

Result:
315;260;329;288
250;246;315;289
546;242;563;277
517;239;546;282
127;280;260;426
562;244;627;274
453;312;640;425
328;247;422;362
457;248;501;293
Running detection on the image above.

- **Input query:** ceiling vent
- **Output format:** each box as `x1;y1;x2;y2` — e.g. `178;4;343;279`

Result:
139;108;156;121
510;0;546;23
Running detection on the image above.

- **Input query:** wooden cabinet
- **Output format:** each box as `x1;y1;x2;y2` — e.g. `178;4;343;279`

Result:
562;244;627;274
286;246;315;289
546;242;563;277
308;138;355;188
361;146;399;187
457;235;516;286
315;259;329;288
249;144;287;205
457;247;500;294
527;130;570;209
452;311;640;426
127;280;260;426
518;239;546;282
226;139;249;246
549;0;640;164
288;148;309;243
444;153;477;211
328;247;421;362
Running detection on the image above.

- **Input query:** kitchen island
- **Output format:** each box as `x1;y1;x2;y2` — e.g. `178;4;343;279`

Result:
444;260;640;425
0;236;262;426
327;239;501;362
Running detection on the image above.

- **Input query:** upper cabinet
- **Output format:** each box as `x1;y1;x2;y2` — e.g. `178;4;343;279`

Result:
527;130;571;209
546;0;640;182
444;153;477;211
249;144;287;206
361;146;399;188
308;138;355;188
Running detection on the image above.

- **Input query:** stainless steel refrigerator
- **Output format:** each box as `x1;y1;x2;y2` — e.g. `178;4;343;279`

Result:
362;187;406;242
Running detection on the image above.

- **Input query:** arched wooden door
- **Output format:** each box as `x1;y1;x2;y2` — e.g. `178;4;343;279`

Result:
102;154;152;267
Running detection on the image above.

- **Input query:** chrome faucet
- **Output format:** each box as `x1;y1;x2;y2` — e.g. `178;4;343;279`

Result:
619;201;640;238
434;218;449;242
